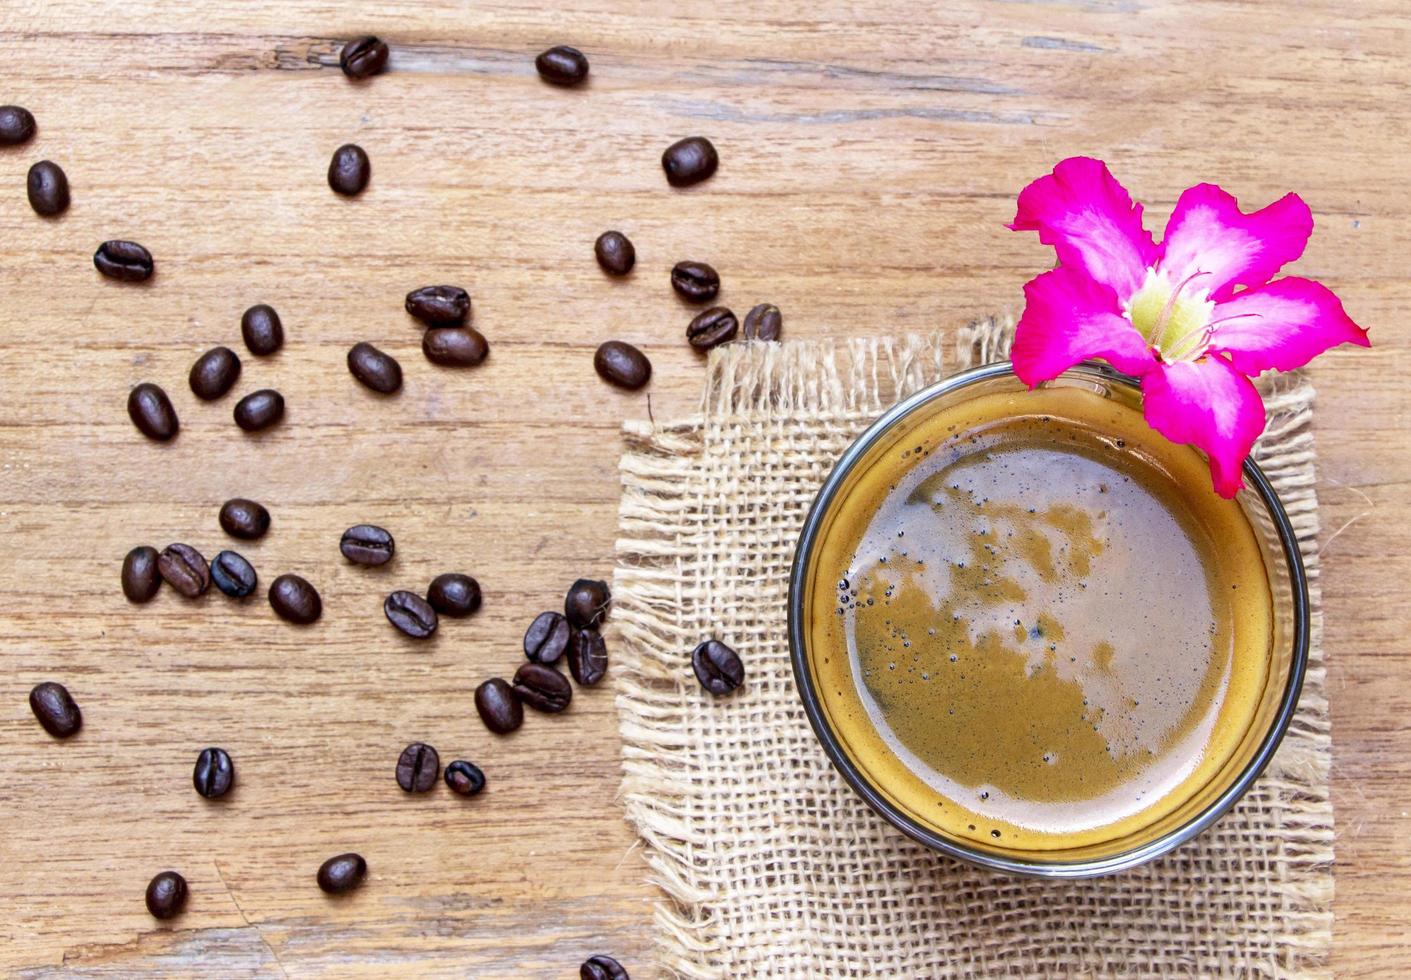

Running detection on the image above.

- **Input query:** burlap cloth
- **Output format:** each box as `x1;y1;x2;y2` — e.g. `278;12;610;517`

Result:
611;319;1333;979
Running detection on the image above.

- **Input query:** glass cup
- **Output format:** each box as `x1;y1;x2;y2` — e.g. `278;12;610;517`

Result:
787;361;1309;877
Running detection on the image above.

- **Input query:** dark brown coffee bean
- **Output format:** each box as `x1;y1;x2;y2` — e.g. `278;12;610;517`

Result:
581;954;630;980
27;161;69;216
211;550;258;598
29;682;81;738
742;303;782;341
219;498;270;540
444;759;485;796
188;346;242;400
427;573;480;617
568;629;608;687
535;45;589;86
317;853;366;894
269;573;321;624
241;304;284;356
94;240;153;282
193;747;234;798
328;144;370;196
475;678;523;734
423;327;488;367
686;307;738;351
233;389;284;432
593;341;651;390
513;662;572;713
347;342;402;394
594;231;635;276
127;382;179;441
158;543;210;598
524;611;570;664
564;578;611;629
385;590;438;639
122;545;162;602
405;285;471;327
671;261;720;303
661;136;718;187
691;638;744;695
145;871;188;920
339;36;389;79
395;742;439;792
340;524;394;566
0;105;36;145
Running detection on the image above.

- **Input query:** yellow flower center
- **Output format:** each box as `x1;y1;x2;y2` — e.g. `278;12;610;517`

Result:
1125;267;1215;362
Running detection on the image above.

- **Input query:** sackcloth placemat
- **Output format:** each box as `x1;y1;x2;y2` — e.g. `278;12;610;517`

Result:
611;318;1333;979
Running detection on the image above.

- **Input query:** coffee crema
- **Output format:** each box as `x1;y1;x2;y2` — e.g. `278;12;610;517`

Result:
805;385;1273;852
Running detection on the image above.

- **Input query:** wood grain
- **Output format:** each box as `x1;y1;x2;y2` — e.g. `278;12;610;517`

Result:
0;1;1406;975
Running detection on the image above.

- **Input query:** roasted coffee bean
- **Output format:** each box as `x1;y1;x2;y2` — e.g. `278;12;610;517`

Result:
158;543;210;598
427;573;480;617
686;307;738;351
122;545;162;603
444;759;485;797
691;638;745;695
594;231;635;276
395;742;440;792
233;389;284;431
188;346;242;400
317;853;367;894
347;342;402;394
340;524;394;565
27;161;69;216
593;341;651;390
512;662;572;713
405;285;470;327
94;240;153;282
211;550;258;598
385;590;438;639
670;261;720;303
127;382;178;441
523;611;570;664
742;303;782;341
535;45;589;86
0;105;36;145
145;871;188;920
219;498;270;540
475;678;523;734
339;36;389;79
269;573;321;624
328;144;370;196
564;578;611;629
661;136;718;187
581;954;630;980
193;747;234;798
241;304;284;356
568;628;608;687
29;682;81;738
423;327;488;367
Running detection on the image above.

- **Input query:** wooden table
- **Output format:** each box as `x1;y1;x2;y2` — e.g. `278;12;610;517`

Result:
1;2;1404;975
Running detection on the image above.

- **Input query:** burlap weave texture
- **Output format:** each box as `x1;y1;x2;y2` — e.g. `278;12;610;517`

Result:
612;320;1333;979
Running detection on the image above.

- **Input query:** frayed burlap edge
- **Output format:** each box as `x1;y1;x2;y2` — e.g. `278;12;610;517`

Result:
611;318;1333;979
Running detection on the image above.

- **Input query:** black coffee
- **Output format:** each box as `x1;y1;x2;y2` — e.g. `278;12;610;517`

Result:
189;346;242;400
127;383;179;441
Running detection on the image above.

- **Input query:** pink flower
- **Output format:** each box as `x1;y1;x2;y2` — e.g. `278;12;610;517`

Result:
1009;157;1368;497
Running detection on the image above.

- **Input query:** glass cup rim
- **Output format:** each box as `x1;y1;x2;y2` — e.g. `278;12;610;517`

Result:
787;359;1310;878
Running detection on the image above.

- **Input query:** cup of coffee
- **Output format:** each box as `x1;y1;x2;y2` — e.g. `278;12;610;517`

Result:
788;361;1308;877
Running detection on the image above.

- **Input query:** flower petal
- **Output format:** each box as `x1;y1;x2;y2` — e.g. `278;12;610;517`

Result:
1208;276;1370;374
1009;157;1157;300
1141;356;1266;498
1158;184;1312;301
1012;266;1158;386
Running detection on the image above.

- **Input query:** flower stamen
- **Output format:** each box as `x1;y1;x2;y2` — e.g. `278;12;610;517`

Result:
1146;269;1211;345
